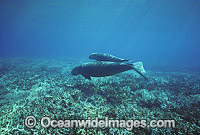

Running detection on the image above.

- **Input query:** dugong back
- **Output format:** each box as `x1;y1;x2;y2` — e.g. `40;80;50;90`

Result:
89;53;129;62
79;62;132;77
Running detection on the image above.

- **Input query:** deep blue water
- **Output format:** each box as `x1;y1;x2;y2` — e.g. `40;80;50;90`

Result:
0;0;200;68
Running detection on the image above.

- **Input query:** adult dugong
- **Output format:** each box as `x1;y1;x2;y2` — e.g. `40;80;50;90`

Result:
89;53;129;62
71;61;147;80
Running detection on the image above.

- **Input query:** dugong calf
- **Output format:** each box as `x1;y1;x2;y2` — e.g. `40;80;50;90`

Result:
71;61;147;80
89;53;129;62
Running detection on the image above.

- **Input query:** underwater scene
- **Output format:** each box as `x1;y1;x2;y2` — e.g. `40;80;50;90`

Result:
0;0;200;134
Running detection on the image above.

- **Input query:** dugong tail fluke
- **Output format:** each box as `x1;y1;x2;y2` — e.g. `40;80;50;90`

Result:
131;62;147;80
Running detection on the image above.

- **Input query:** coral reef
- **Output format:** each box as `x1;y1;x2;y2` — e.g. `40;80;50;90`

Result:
0;58;200;134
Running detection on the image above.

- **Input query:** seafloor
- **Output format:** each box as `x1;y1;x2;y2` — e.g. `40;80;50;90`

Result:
0;58;200;134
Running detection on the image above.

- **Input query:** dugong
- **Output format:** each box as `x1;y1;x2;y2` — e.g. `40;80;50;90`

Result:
89;53;129;62
71;61;147;80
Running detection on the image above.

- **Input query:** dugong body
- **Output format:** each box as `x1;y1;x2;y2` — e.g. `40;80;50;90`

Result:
71;61;146;80
89;53;129;62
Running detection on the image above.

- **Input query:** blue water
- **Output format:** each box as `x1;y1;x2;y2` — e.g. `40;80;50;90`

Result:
0;0;200;67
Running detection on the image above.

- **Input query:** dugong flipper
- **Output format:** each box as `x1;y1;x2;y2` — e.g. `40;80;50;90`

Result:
71;61;147;80
89;53;129;62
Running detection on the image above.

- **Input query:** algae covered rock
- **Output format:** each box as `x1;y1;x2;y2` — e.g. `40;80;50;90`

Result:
1;58;200;134
134;89;157;108
193;94;200;103
133;89;170;109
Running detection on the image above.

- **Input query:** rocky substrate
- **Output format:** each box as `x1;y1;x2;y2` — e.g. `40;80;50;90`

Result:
0;58;200;134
